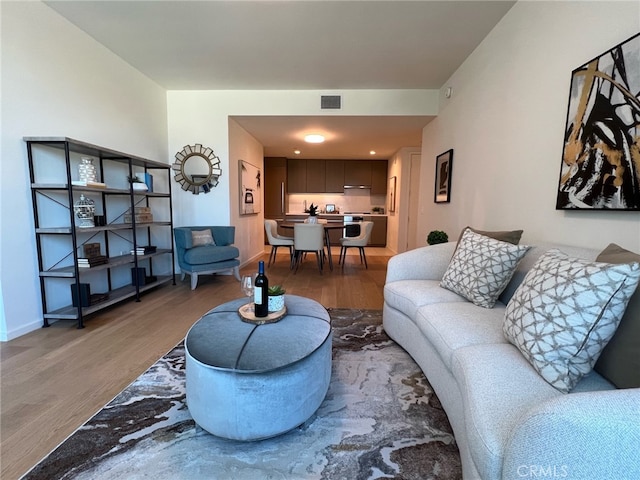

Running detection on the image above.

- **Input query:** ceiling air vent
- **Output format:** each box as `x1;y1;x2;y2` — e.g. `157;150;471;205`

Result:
321;95;342;109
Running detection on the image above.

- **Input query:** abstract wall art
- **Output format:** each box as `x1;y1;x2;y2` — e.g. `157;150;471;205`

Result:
239;160;262;215
556;32;640;210
434;149;453;204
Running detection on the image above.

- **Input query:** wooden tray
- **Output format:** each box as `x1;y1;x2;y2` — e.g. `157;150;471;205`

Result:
238;303;287;325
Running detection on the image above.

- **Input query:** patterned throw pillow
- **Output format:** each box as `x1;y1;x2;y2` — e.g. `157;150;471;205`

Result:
503;249;640;393
191;229;216;247
440;228;531;308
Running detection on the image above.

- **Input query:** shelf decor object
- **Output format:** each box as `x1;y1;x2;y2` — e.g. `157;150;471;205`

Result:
73;194;95;228
78;157;97;183
434;149;453;204
556;32;640;210
172;143;222;195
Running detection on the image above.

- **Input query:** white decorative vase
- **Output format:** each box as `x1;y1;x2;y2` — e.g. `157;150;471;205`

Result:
78;157;97;183
305;215;318;224
268;294;285;313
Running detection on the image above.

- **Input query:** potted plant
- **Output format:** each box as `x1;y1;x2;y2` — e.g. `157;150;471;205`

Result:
305;203;319;223
268;285;286;312
427;230;448;245
128;175;148;192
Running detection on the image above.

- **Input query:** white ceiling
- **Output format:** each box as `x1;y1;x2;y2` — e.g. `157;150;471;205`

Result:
44;0;515;158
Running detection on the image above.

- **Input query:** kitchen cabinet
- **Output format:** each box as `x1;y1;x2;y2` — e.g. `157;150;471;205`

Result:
265;157;287;217
371;160;388;195
365;215;388;246
286;159;386;193
286;159;306;193
306;160;326;193
344;160;371;187
25;137;175;329
325;160;345;192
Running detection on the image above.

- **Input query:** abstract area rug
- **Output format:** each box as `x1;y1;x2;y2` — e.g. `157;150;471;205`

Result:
23;309;461;479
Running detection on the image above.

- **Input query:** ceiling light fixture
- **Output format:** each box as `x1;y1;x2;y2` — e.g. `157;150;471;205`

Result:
370;150;376;155
304;134;325;144
294;149;301;155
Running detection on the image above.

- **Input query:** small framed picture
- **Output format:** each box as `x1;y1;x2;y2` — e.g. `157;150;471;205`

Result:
434;149;453;203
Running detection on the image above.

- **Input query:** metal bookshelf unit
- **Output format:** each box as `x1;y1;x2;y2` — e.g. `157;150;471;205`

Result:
25;137;176;328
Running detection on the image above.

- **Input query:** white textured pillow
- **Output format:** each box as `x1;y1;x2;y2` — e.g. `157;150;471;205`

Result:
440;228;530;308
191;229;215;247
503;249;640;393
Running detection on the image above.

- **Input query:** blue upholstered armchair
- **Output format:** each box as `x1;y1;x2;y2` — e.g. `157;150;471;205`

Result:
173;226;241;290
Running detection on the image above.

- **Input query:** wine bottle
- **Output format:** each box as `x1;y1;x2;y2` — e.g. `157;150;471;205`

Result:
254;260;269;317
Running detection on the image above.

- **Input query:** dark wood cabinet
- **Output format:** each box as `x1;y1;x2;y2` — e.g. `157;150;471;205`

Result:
371;160;388;195
286;158;387;193
344;160;372;186
286;159;306;193
365;215;388;246
325;160;345;192
305;160;326;193
264;157;287;217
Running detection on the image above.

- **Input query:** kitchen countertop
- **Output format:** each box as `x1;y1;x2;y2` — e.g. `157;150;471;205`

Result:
285;213;388;217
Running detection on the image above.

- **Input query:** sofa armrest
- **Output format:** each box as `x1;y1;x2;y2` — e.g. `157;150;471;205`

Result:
385;242;456;283
502;389;640;480
174;228;194;250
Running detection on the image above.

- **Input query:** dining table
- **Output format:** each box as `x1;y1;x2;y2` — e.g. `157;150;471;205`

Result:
278;221;346;271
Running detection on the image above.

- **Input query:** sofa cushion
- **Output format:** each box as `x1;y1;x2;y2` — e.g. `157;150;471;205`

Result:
383;280;467;320
594;243;640;388
191;228;216;246
455;225;524;247
503;249;640;393
440;229;531;308
451;344;562;480
184;245;240;265
415;302;508;370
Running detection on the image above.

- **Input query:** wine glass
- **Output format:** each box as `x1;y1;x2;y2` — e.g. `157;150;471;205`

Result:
241;274;254;300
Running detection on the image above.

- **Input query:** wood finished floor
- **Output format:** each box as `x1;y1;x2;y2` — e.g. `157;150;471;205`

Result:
0;247;391;480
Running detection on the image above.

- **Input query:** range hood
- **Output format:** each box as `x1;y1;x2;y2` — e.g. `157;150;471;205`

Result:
343;184;371;189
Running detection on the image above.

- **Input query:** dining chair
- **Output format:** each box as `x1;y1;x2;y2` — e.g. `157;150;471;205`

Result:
338;221;374;269
264;219;294;267
293;223;325;274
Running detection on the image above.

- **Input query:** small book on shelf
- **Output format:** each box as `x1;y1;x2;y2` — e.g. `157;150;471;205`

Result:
131;245;157;255
77;255;108;267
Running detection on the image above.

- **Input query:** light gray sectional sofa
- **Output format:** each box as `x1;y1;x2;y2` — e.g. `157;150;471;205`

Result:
383;237;640;480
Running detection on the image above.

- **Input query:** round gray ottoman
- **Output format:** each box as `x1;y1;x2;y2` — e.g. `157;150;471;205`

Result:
185;295;332;441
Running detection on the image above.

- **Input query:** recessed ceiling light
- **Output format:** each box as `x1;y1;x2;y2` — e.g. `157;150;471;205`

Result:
370;150;376;155
294;149;301;155
304;134;325;144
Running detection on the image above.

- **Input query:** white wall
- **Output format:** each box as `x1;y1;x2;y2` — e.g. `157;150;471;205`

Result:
167;89;439;264
419;1;640;252
229;119;265;268
0;2;168;340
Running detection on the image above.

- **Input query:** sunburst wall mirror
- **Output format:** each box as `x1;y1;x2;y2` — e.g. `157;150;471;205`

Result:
172;144;222;194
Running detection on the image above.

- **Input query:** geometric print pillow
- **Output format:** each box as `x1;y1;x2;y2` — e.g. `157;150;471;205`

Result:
503;249;640;393
440;228;531;308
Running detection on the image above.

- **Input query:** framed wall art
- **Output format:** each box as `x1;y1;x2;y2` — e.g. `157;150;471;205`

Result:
556;32;640;210
434;149;453;204
239;160;262;215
